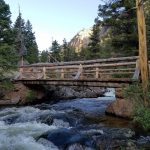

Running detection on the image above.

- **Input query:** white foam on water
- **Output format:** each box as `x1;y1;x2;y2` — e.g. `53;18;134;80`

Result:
0;121;58;150
104;88;115;97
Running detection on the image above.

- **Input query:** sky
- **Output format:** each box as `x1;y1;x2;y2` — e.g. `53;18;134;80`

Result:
5;0;101;51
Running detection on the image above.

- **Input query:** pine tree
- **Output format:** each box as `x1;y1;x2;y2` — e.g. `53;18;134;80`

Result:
25;20;39;63
50;40;61;62
14;14;39;64
88;18;101;59
40;50;49;62
96;0;138;57
0;0;18;79
62;38;70;61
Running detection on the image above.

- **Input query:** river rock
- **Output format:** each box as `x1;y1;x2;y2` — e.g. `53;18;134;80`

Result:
47;85;106;100
105;98;134;118
37;138;59;150
137;136;150;149
38;115;53;125
39;128;91;149
67;143;94;150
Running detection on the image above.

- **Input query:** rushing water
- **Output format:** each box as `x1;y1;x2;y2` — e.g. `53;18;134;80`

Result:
0;89;149;150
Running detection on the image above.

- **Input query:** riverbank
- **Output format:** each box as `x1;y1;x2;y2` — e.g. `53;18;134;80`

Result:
0;82;105;105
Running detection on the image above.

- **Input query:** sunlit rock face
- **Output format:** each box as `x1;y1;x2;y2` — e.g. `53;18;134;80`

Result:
69;28;92;53
69;26;110;53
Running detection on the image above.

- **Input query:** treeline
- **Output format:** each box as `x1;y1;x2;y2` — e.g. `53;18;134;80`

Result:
0;0;38;79
1;0;150;70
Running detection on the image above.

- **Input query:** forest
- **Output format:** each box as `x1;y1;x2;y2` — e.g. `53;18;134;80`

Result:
0;0;150;77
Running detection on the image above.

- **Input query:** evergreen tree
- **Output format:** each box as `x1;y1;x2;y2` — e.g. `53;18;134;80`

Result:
0;0;18;79
68;46;78;61
62;38;70;61
88;18;101;59
50;40;61;62
25;20;39;63
14;14;39;64
96;0;138;57
14;12;26;35
40;50;49;62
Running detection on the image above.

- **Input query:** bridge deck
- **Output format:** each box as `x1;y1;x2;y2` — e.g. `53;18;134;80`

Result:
17;78;136;88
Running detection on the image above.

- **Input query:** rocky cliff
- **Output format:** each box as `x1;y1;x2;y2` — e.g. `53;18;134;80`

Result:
69;28;92;53
69;26;110;53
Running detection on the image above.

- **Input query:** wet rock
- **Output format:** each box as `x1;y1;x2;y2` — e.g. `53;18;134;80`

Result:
39;128;91;148
103;128;135;139
96;139;137;150
37;138;59;150
67;143;94;150
126;141;137;150
106;98;134;118
38;115;53;125
137;136;150;149
51;109;85;127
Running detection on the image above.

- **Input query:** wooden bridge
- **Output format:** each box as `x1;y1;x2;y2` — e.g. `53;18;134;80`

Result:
16;56;142;88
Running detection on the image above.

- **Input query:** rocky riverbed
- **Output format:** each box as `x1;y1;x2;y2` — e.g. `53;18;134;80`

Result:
0;93;149;150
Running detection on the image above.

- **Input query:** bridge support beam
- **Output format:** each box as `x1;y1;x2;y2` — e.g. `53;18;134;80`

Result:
136;0;149;106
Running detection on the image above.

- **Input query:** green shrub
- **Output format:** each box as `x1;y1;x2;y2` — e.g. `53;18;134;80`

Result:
26;90;36;101
123;82;150;131
0;80;14;91
123;83;150;106
134;106;150;131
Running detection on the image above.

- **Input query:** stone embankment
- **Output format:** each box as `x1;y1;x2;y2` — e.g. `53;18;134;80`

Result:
0;82;105;105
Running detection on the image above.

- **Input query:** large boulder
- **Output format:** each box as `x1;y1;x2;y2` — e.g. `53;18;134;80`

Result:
0;82;45;105
105;98;134;118
0;83;28;105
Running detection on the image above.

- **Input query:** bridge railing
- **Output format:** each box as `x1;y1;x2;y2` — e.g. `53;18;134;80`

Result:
18;56;140;81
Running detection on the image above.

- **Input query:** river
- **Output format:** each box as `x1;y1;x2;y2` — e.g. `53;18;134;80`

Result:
0;89;149;150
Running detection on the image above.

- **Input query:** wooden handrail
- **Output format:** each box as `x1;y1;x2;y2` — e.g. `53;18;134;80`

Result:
20;56;139;68
17;56;141;82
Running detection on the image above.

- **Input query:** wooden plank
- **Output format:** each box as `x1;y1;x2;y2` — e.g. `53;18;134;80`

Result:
74;64;83;79
43;67;46;79
95;68;99;79
18;78;133;82
132;59;140;80
82;68;135;73
39;61;136;70
17;80;132;88
20;56;138;68
61;69;64;79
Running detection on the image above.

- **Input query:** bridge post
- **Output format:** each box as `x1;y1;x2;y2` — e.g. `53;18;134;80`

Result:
136;0;149;106
61;69;64;79
43;67;46;79
95;67;99;79
80;64;83;79
19;67;23;79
